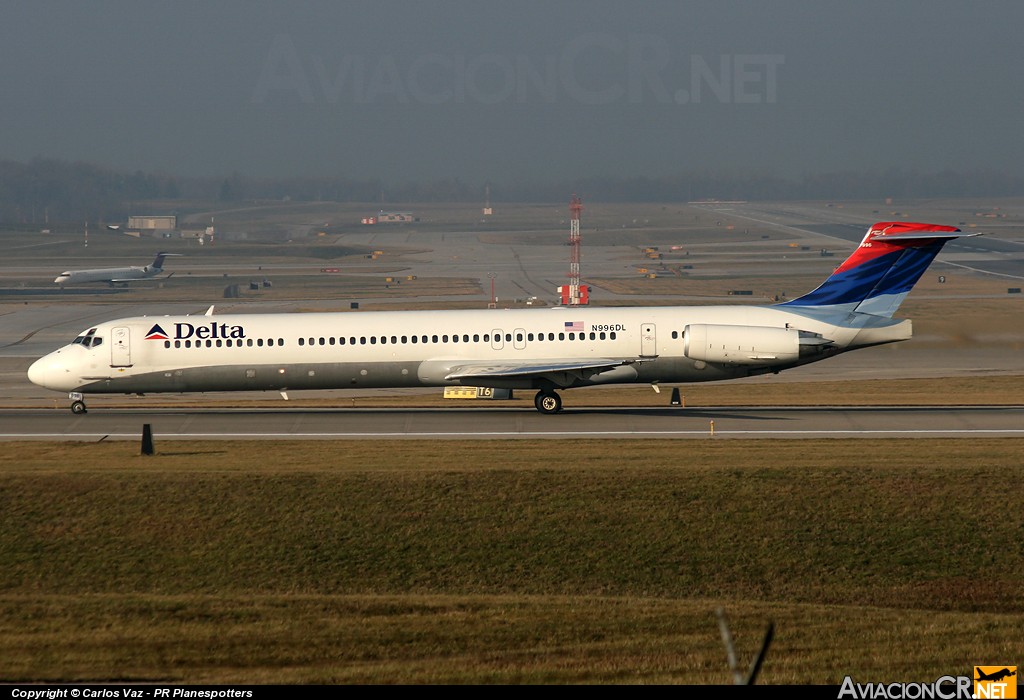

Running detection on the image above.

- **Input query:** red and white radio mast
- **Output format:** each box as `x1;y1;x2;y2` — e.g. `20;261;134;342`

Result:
559;194;589;305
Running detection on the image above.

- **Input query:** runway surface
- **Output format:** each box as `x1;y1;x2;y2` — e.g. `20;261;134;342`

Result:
1;406;1022;440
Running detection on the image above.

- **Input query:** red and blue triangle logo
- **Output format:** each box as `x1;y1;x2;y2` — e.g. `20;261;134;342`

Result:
145;323;169;340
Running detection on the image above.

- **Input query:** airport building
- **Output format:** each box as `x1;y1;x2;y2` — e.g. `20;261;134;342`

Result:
362;212;417;224
127;215;177;231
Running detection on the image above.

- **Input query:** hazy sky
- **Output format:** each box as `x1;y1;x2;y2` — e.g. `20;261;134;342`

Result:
2;1;1022;183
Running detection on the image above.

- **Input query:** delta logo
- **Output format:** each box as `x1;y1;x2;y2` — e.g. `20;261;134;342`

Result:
975;667;1017;699
146;322;246;341
145;324;169;340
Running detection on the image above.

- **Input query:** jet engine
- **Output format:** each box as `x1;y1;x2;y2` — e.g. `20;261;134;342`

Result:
683;324;831;365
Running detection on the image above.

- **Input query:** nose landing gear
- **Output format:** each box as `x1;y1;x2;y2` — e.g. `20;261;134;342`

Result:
69;392;87;414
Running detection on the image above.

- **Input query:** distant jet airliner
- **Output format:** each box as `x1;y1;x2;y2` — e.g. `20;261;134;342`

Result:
30;222;972;414
54;252;181;287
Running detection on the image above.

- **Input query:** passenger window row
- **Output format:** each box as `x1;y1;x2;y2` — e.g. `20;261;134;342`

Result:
296;331;618;346
160;331;623;350
163;338;283;349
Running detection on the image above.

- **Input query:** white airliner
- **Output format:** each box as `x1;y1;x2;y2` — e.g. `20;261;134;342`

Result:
54;252;181;286
29;222;970;414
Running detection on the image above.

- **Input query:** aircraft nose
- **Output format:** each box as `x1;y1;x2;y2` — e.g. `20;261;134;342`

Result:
28;352;77;391
27;355;54;389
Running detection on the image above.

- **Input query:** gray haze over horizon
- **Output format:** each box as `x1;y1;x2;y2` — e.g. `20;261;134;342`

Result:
3;1;1022;185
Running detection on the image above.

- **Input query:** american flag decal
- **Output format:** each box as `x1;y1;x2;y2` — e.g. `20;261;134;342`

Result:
564;321;583;331
145;323;169;340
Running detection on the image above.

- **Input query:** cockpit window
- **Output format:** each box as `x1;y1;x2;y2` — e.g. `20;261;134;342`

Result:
73;328;102;348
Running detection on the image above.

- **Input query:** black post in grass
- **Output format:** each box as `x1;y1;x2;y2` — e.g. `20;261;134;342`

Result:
670;387;681;406
141;424;155;456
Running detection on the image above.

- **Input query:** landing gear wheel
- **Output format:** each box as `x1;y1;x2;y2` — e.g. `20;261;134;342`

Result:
70;400;87;415
534;390;562;415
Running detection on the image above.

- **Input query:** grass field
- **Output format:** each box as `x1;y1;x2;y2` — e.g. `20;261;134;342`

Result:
1;439;1022;683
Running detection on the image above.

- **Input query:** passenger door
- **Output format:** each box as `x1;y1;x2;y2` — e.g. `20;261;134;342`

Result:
111;326;132;367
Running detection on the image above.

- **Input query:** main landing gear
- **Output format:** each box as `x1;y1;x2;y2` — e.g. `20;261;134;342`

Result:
534;389;562;415
69;392;87;414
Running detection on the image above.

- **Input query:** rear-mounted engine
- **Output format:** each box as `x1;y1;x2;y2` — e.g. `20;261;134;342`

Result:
683;324;832;365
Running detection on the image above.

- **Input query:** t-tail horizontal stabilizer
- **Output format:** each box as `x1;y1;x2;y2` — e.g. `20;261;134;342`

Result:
780;222;975;317
149;252;183;272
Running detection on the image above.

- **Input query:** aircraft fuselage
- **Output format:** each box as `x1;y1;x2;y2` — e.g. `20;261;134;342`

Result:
27;304;908;397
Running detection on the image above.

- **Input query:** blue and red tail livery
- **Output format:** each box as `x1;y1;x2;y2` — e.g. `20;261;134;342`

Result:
780;222;967;317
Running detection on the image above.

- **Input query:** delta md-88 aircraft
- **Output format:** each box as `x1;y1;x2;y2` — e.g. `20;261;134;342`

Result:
29;222;971;414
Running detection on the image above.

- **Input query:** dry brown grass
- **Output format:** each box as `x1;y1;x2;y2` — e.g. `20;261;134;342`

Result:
0;594;1018;684
1;438;1022;683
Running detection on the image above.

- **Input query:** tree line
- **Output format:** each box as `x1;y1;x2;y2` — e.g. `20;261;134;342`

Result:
2;157;1023;224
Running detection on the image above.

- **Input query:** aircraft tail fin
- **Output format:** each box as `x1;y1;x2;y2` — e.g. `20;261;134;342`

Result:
147;252;182;273
779;222;970;317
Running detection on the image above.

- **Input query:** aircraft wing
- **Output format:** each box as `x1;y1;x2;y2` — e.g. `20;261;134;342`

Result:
445;357;648;385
